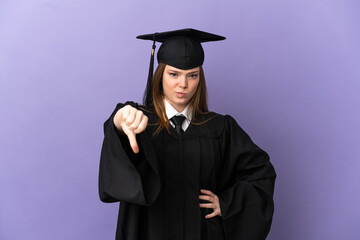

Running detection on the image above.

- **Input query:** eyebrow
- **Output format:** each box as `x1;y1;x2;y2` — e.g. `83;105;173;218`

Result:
168;70;180;73
167;69;199;74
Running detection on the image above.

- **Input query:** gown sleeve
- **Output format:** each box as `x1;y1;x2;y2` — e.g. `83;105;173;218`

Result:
217;115;276;240
98;102;161;206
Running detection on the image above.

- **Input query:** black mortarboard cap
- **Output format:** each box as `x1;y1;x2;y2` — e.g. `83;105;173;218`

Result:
136;28;226;107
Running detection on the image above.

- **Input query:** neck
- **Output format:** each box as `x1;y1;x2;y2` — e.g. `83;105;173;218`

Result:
173;105;185;113
164;98;187;113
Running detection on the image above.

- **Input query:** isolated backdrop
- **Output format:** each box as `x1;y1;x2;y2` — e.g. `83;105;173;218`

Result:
1;0;359;239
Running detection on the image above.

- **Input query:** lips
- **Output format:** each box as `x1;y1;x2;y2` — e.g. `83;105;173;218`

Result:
176;92;185;97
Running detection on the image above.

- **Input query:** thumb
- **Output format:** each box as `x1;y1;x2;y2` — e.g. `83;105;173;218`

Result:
127;131;139;154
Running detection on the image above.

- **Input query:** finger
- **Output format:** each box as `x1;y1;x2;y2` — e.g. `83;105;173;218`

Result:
205;211;219;219
199;203;215;209
125;109;137;126
129;111;143;131
121;106;130;123
199;195;214;202
134;115;148;134
127;131;139;154
200;189;215;196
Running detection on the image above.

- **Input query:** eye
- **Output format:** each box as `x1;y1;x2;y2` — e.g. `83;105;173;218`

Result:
188;74;198;78
169;73;178;77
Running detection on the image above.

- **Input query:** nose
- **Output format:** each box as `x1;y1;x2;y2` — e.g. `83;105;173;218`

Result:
179;76;188;88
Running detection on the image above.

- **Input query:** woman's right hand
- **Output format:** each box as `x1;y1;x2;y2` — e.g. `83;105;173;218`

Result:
113;105;148;154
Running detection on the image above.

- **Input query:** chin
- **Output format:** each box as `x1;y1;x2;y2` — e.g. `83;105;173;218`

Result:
176;99;189;105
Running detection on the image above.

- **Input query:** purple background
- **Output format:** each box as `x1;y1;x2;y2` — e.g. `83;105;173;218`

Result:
1;0;359;239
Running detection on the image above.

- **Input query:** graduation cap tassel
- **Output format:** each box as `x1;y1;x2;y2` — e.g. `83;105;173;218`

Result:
143;33;157;107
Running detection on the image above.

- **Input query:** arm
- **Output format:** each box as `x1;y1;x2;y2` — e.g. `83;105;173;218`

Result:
98;102;161;205
217;115;276;240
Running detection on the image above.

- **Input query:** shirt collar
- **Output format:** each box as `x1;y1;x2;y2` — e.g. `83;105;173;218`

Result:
164;99;192;121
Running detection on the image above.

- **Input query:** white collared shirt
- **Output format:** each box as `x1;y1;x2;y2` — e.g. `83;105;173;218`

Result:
164;99;192;132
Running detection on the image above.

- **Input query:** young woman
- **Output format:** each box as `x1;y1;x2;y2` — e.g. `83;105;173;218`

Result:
99;28;276;240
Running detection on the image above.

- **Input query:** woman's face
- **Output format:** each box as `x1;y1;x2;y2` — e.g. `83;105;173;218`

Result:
162;65;200;112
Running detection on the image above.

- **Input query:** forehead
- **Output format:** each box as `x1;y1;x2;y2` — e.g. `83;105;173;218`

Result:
164;65;200;73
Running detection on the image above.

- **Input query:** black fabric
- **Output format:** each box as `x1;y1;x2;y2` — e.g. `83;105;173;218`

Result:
99;102;276;240
137;28;225;70
136;28;226;43
170;115;186;135
156;36;204;70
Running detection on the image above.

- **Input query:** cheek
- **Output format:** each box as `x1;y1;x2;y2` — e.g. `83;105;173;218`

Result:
162;77;168;90
190;80;200;93
162;77;172;95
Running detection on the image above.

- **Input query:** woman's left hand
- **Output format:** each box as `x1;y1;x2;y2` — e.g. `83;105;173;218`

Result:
199;189;222;218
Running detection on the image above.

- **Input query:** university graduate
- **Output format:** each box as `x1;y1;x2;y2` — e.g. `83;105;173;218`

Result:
99;28;276;240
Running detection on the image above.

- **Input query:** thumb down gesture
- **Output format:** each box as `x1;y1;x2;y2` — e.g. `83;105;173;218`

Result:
113;105;148;153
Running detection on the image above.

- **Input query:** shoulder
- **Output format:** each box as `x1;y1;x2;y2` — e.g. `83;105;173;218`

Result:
192;111;239;138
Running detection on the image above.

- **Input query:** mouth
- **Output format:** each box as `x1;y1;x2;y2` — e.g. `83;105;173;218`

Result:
176;92;185;97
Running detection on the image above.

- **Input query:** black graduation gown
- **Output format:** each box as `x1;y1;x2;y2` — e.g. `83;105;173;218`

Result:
99;102;276;240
